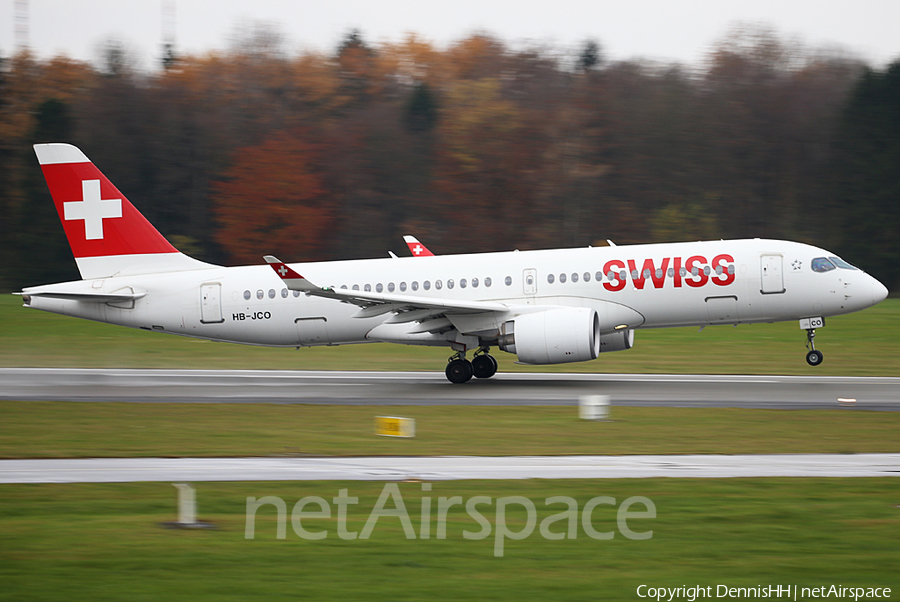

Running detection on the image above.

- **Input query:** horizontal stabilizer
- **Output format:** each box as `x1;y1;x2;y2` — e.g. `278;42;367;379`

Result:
15;290;146;303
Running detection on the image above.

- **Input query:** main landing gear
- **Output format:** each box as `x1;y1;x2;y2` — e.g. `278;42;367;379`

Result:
805;328;823;366
445;348;498;383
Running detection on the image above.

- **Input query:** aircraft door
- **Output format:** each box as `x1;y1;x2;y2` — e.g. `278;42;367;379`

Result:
523;269;537;295
760;255;785;294
200;283;224;323
295;316;329;345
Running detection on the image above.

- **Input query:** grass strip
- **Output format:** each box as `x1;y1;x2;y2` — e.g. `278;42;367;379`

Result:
1;479;898;601
1;295;899;375
2;401;899;459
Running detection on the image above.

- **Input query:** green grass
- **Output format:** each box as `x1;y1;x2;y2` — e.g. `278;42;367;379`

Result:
1;480;898;601
2;401;899;459
2;295;899;375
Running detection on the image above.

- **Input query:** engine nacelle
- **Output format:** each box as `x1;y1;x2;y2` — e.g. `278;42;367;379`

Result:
498;307;600;365
598;329;634;353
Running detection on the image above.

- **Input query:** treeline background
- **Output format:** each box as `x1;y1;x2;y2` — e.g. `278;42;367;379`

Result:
1;24;898;292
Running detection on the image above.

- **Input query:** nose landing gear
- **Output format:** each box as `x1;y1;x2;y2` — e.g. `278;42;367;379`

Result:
805;328;823;366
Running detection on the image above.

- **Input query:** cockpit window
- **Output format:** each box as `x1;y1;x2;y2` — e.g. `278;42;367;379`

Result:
811;257;836;273
829;256;858;270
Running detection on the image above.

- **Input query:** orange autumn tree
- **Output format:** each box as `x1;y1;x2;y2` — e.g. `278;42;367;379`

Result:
211;131;334;264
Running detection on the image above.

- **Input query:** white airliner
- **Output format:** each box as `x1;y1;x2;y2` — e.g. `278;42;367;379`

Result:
18;143;889;383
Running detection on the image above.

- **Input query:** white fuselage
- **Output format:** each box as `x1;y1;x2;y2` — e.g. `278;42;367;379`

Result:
24;238;886;353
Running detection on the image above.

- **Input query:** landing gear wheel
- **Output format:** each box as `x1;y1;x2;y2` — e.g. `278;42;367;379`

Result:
472;354;498;379
806;349;823;366
804;328;823;367
446;359;473;384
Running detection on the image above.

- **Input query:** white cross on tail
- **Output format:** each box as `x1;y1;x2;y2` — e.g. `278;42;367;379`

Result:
64;180;122;240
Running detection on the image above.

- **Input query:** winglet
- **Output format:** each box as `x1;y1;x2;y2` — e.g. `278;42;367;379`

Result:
403;235;434;257
264;256;320;292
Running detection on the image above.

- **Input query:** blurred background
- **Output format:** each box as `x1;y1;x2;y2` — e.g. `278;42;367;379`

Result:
1;1;898;293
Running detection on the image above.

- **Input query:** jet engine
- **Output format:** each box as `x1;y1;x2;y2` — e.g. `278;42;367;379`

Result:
598;328;634;353
498;307;601;365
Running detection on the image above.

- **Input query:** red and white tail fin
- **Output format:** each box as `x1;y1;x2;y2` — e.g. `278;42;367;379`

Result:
263;255;320;292
34;143;214;279
403;235;435;257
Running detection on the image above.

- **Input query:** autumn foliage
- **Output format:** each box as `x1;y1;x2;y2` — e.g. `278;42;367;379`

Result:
1;25;898;291
211;132;332;264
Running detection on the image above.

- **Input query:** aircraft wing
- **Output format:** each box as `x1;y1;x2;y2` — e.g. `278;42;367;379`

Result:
264;256;507;323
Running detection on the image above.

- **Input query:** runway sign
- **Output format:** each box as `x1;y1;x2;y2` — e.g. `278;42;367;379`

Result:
375;416;416;438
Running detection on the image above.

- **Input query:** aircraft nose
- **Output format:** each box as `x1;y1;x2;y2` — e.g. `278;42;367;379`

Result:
871;277;889;306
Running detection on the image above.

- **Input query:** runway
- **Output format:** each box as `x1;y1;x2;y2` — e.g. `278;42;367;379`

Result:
1;368;899;410
2;454;899;483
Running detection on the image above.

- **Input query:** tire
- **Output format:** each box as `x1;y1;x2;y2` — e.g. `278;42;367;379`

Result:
446;359;474;383
472;355;498;379
806;350;823;366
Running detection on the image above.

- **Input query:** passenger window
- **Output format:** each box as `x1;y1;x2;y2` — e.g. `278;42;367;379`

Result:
485;277;492;287
559;273;567;283
388;283;395;292
472;278;479;288
412;281;419;291
505;276;512;286
447;279;455;289
352;284;359;291
257;290;264;300
243;290;251;300
583;272;590;282
811;257;836;272
365;284;372;292
399;282;407;292
436;280;443;290
293;290;301;298
281;289;289;298
424;281;431;290
548;273;555;284
571;273;578;283
376;283;383;293
460;278;467;289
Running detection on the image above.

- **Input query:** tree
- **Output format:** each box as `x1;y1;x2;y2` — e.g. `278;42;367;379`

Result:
211;131;334;264
831;61;900;289
13;99;81;286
